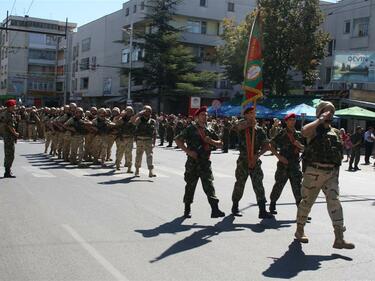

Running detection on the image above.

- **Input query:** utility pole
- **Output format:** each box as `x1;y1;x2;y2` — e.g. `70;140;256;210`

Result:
127;21;134;105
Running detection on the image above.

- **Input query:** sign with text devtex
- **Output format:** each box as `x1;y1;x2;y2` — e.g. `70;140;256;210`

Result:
333;51;375;83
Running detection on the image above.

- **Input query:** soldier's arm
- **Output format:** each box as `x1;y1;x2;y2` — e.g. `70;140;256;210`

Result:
302;111;332;138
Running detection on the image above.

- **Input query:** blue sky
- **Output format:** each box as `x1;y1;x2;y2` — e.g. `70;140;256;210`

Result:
2;0;337;28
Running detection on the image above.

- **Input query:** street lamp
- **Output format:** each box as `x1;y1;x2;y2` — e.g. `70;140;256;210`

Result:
122;22;134;105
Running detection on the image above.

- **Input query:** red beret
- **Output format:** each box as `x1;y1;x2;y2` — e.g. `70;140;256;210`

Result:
5;99;16;107
284;113;296;121
195;106;208;117
243;106;255;114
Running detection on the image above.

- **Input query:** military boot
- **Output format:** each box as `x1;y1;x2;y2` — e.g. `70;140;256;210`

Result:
231;202;243;217
269;201;277;215
184;203;192;218
333;226;355;249
258;202;274;219
126;166;133;173
115;161;121;171
4;169;16;178
210;201;225;218
294;224;309;243
135;168;140;177
149;169;156;177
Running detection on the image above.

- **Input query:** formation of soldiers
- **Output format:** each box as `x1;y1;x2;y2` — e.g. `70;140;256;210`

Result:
0;100;355;250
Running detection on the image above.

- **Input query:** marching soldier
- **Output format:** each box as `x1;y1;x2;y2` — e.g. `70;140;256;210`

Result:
222;117;231;153
106;107;120;162
295;101;354;249
131;105;157;177
268;113;304;215
115;106;135;172
231;106;273;219
27;107;40;141
84;107;97;161
175;106;225;219
166;116;175;147
158;113;167;146
3;99;19;178
18;106;28;140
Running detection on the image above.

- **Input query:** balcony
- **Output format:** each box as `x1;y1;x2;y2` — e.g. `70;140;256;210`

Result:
195;61;223;72
28;58;56;66
180;32;222;47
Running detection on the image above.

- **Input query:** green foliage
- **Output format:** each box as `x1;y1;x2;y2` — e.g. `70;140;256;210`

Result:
217;0;330;95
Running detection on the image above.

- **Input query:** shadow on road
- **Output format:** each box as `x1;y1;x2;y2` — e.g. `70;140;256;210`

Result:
135;215;294;263
262;240;353;279
98;176;153;185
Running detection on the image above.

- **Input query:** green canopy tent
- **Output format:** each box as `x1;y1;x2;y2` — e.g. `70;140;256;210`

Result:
335;106;375;120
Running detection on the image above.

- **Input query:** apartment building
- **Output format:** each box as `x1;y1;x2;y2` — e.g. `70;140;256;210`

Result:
72;0;255;110
0;16;76;106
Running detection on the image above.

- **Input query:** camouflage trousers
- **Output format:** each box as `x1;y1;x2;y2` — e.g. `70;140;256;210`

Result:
270;161;302;204
44;131;53;153
297;166;344;228
84;133;95;161
51;132;59;156
57;132;65;158
106;134;117;160
115;136;134;168
3;134;15;170
18;121;27;140
70;134;85;164
232;156;267;204
183;157;219;205
62;132;72;161
135;139;154;169
27;124;37;141
92;135;108;163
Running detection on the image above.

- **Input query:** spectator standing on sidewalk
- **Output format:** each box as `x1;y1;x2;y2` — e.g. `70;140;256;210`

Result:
364;127;375;165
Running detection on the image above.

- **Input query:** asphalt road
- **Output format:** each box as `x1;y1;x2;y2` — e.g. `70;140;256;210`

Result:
0;140;374;281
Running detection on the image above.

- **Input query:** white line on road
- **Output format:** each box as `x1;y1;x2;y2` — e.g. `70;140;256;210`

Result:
61;224;129;281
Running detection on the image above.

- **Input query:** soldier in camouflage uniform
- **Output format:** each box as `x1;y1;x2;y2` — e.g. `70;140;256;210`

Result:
174;117;185;149
3;99;19;178
115;106;135;172
106;108;120;161
132;105;157;177
222;117;231;153
231;106;273;219
166;116;175;147
295;101;354;250
158;114;167;146
84;107;97;161
175;106;225;219
18;106;28;140
268;113;304;215
27;107;40;141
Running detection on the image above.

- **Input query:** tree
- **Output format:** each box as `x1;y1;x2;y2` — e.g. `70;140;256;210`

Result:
131;0;217;112
217;0;330;95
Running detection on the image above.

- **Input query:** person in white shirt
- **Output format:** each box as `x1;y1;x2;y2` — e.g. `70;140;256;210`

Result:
364;127;375;165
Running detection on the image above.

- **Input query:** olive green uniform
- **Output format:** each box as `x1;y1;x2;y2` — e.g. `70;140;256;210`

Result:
134;116;156;170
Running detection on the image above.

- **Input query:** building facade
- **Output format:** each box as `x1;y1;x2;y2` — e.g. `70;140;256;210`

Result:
71;0;255;111
0;16;76;106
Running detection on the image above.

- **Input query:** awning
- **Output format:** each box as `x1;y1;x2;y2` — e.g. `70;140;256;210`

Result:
104;96;127;104
340;98;375;110
335;106;375;120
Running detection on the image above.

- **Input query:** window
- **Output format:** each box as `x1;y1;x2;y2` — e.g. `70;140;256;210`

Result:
200;0;207;7
133;4;137;13
326;67;332;83
353;17;369;37
327;39;335;56
344;21;351;34
228;2;235;12
217;22;221;35
80;57;90;70
122;48;130;63
80;77;89;89
187;20;207;34
125;7;129;16
56;82;63;91
82;38;91;52
46;35;57;45
91;56;97;70
141;1;145;10
29;49;56;60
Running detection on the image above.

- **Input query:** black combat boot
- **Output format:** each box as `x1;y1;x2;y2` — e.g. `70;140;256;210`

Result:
231;202;243;217
210;201;225;218
184;203;192;218
4;169;16;178
269;201;277;215
258;202;274;219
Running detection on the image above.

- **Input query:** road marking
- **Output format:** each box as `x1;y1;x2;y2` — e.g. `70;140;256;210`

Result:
157;164;232;178
22;166;56;178
61;224;129;281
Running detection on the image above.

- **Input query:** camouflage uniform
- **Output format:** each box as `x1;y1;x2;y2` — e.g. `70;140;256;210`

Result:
43;114;53;154
3;110;17;174
92;117;111;164
270;128;304;206
222;119;231;153
27;111;39;141
115;116;135;170
134;116;156;170
297;126;345;229
232;123;269;205
175;123;220;206
349;131;363;170
18;110;28;140
158;117;167;146
65;116;86;164
166;119;175;147
60;113;72;161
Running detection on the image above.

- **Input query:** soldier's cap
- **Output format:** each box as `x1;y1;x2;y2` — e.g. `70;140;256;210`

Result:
69;103;77;108
125;106;134;112
243;106;255;115
98;108;106;114
195;106;208;117
112;107;120;113
143;105;152;112
284;113;296;121
356;126;362;131
76;107;84;113
5;99;16;107
316;101;335;117
90;107;98;112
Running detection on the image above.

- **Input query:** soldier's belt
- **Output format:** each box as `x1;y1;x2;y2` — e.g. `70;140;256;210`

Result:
308;163;336;171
